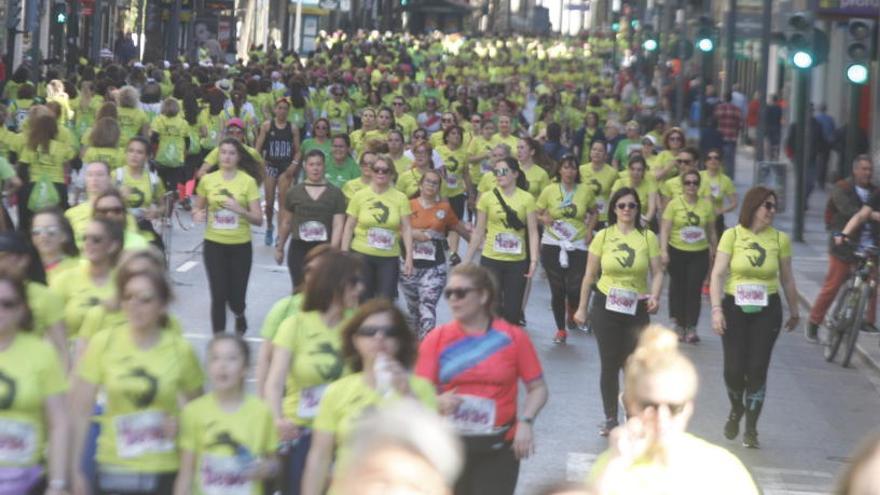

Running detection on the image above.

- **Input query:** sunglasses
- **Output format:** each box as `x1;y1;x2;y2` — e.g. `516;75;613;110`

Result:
443;287;477;300
683;180;700;187
372;167;391;175
707;154;721;160
616;202;639;211
0;298;21;310
676;159;693;164
83;234;106;244
669;135;684;141
493;168;511;177
763;201;777;211
32;226;60;237
123;292;158;305
96;206;125;215
637;400;687;416
355;325;396;338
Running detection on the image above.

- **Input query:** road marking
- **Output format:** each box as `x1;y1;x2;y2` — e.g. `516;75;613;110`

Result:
176;261;198;272
565;452;597;482
183;333;264;344
255;264;291;273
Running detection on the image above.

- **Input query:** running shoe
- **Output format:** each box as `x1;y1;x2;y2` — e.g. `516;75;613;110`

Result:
861;322;879;333
742;429;760;449
264;227;274;246
235;315;248;336
702;283;710;296
724;409;743;440
805;322;820;343
553;329;567;344
675;325;686;342
599;418;618;437
685;329;700;344
181;197;192;211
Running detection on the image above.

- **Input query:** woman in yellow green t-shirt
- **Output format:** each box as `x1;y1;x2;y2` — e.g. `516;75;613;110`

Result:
701;148;738;234
660;169;718;343
463;157;540;324
194;138;264;334
709;186;800;449
18;112;74;230
116;86;150;143
0;274;68;495
579;140;619;231
116;137;166;224
70;266;204;495
610;156;658;227
396;141;432;198
30;208;80;286
437;125;470;261
574;187;663;437
301;300;437;495
517;137;552;199
175;335;279;495
152;98;190;193
81;116;125;169
266;251;363;494
342;155;414;300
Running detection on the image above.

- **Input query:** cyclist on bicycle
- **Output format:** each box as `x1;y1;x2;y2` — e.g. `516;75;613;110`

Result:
808;155;879;342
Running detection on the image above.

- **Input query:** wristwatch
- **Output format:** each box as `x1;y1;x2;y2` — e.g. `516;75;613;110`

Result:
519;416;534;425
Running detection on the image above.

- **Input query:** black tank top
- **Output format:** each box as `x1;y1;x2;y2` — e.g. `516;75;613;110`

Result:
264;121;294;166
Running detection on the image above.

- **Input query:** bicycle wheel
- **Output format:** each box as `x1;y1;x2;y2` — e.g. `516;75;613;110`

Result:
842;284;870;368
825;287;855;362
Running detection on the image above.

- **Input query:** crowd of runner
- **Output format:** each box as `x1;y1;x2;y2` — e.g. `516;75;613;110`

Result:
0;30;878;495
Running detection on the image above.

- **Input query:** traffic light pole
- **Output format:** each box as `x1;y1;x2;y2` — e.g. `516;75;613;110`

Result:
793;69;809;243
844;83;860;175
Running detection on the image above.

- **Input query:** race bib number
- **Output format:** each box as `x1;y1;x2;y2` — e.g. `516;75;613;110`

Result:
735;284;768;307
367;227;395;251
679;226;706;244
481;160;493;174
297;384;328;419
606;287;638;315
298;221;328;242
596;198;607;215
200;455;252;495
413;241;437;261
451;395;496;435
330;121;344;134
446;174;459;188
114;411;174;459
0;419;36;463
212;209;239;230
552;220;577;241
493;233;523;255
710;183;721;198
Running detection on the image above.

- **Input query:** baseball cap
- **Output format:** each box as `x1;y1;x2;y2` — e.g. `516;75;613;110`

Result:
226;118;245;130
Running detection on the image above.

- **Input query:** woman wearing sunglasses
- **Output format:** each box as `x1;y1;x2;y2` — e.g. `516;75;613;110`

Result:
416;264;547;495
463;157;539;325
658;147;700;211
341;155;414;300
301;299;435;495
396;141;434;198
266;251;362;495
0;273;68;495
579;140;618;232
342;151;376;201
573;187;663;437
30;207;79;285
709;186;800;449
701;147;738;234
300;118;333;166
653;127;687;182
660;169;718;344
348;108;376;159
536;155;596;344
588;325;759;494
610;156;658;229
400;170;472;339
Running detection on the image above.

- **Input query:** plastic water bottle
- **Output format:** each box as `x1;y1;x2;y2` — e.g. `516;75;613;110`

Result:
374;354;393;397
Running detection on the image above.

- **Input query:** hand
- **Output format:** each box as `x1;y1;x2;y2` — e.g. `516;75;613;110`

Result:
437;390;463;416
573;305;588;326
193;209;207;223
525;261;537;278
712;308;726;335
834;234;846;246
512;422;535;460
222;197;242;213
274;245;285;265
403;257;414;277
607;415;653;465
162;416;178;440
660;251;669;268
386;359;412;396
275;418;301;442
784;314;801;332
646;295;659;314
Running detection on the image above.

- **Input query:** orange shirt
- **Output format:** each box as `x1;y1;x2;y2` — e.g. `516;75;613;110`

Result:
408;198;459;267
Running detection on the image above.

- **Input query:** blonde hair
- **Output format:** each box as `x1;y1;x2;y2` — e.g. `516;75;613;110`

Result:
623;325;698;406
117;86;140;108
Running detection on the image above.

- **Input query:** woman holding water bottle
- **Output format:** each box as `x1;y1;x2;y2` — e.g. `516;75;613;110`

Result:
416;264;548;495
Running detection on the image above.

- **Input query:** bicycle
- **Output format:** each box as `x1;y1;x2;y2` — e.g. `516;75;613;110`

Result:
824;243;879;368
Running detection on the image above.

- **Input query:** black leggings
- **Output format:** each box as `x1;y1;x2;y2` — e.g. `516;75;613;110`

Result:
454;441;519;495
358;253;399;301
286;239;324;291
721;294;782;431
156;165;187;194
540;245;587;330
667;246;709;328
591;292;649;420
480;257;529;325
203;239;253;332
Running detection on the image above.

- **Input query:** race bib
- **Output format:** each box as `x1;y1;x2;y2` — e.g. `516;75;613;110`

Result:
451;395;496;435
212;209;239;230
297;384;328;419
710;183;721;198
446;174;459;188
200;455;252;495
298;221;328;242
735;284;768;307
493;233;523;255
0;419;36;463
330;121;344;134
413;241;437;261
596;198;607;215
367;227;395;251
114;411;174;459
552;220;577;241
679;226;706;244
481;160;493;174
606;287;638;315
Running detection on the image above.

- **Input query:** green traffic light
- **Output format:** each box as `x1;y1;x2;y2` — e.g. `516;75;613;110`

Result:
697;38;714;52
643;39;658;52
56;12;65;22
847;63;869;84
612;22;620;32
792;50;813;69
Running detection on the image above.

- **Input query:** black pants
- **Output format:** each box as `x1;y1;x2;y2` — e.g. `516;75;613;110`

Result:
721;294;782;432
95;471;177;495
591;292;649;420
358;253;399;301
156;165;187;194
540;245;587;330
715;214;726;237
481;257;529;325
667;246;709;328
455;441;519;495
203;239;253;332
286;239;324;291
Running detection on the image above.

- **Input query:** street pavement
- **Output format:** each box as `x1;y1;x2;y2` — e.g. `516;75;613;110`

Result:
163;147;880;494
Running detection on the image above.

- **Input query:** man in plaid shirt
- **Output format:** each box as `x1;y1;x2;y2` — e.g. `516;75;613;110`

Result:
715;92;742;177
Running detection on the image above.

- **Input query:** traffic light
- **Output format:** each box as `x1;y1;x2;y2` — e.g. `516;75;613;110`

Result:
844;19;874;84
695;16;715;53
611;12;621;33
785;11;830;69
642;24;658;53
52;1;67;24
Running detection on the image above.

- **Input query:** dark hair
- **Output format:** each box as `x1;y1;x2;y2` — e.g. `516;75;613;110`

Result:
331;133;351;148
116;263;173;327
341;299;417;372
680;168;701;186
0;231;46;284
607;187;644;230
304;149;326;164
32;207;79;258
126;136;151;156
679;146;700;163
90;117;121;148
313;118;331;135
209;334;251;367
737;186;777;229
88;217;125;265
546;122;562;143
662;127;686;150
449;264;497;318
218;137;264;185
442;125;464;146
0;271;34;331
303;251;362;312
498;156;530;192
553;154;580;183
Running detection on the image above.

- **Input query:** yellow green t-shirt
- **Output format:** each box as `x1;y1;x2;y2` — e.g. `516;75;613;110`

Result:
579;163;618;222
718;225;791;296
589;225;660;295
521;164;551;199
19;140;72;184
390;154;413;175
45;256;81;287
467;135;496;186
396;113;418;140
322;100;353;134
260;293;303;341
26;282;64;338
346;186;412;257
662;196;715;252
77;327;204;473
437;144;468;197
0;333;67;467
202;144;262;168
395;168;424;198
152;114;190;167
197;110;224;151
116;168;166;210
536;183;595;243
492;133;519;153
51;263;116;337
659;176;685;199
117;107;150;142
477;187;536;262
272;311;350;425
196;170;261;245
653;150;678;178
610;177;657;211
700;170;735;212
342;178;370;201
179;394;279;495
78;305;183;341
82;146;126;170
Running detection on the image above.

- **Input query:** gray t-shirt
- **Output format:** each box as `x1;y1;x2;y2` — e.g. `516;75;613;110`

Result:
284;182;346;242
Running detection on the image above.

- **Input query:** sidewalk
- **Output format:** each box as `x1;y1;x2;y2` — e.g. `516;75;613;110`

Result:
731;147;880;371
